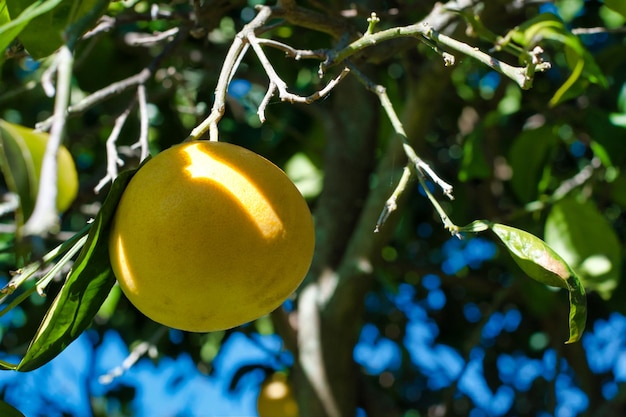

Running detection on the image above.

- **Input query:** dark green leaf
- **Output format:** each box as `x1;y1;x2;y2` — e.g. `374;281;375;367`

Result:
0;120;37;228
490;223;586;343
508;125;558;203
605;0;626;20
0;0;63;61
7;0;110;59
0;400;25;417
458;129;491;182
17;168;136;372
545;198;622;300
610;173;626;208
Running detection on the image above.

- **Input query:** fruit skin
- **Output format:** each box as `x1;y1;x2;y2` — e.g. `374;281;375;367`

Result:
257;373;299;417
0;120;78;214
108;140;315;332
20;129;78;214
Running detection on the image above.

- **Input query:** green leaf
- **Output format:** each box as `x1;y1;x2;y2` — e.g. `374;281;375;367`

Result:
609;172;626;208
554;0;584;23
0;120;79;228
0;1;10;26
458;220;490;233
550;43;608;107
605;0;626;21
458;129;491;182
0;120;37;228
500;13;607;107
490;223;586;343
545;198;622;300
7;0;110;59
285;152;323;200
17;168;136;372
508;125;559;203
0;400;25;417
0;0;63;62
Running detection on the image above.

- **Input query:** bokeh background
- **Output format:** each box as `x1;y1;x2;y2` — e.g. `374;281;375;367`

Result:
1;0;626;416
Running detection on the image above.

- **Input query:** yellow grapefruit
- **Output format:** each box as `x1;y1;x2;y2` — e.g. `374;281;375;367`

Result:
108;140;315;332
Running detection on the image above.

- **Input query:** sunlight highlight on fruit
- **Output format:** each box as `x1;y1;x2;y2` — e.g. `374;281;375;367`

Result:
182;144;282;239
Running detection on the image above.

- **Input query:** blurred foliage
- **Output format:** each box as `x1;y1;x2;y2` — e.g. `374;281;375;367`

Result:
0;0;624;416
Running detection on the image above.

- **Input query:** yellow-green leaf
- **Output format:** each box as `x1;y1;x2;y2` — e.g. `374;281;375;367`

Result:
545;198;622;300
490;223;586;343
0;120;78;226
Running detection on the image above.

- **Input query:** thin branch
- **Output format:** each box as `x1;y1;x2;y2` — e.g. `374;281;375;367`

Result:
94;101;135;194
35;68;147;133
426;26;549;89
23;46;74;236
123;27;180;46
98;326;168;384
0;224;90;304
572;26;626;35
321;22;429;72
257;82;278;123
250;30;349;105
188;7;271;142
134;84;150;161
319;14;549;89
374;166;410;233
189;5;350;140
349;64;458;235
41;59;59;97
553;157;601;199
256;38;327;60
36;29;186;132
81;15;115;39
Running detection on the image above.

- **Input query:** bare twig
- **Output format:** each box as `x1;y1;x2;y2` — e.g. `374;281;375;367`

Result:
189;5;350;140
572;26;626;35
94;101;135;193
124;27;180;46
256;38;327;60
188;7;271;142
81;15;116;39
553;157;601;200
41;59;59;97
349;64;458;235
23;46;74;236
134;84;150;161
98;326;167;384
375;166;410;232
36;29;186;132
256;65;350;122
319;14;549;89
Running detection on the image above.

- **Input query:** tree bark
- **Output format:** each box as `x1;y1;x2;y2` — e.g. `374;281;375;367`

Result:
289;2;481;416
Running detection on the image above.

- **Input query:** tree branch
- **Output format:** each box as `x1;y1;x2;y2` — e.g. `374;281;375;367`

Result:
23;46;73;237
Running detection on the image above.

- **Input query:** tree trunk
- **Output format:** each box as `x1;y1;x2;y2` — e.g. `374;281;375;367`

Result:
288;2;480;415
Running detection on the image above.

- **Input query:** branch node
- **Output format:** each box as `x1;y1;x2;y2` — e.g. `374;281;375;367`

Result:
366;12;380;35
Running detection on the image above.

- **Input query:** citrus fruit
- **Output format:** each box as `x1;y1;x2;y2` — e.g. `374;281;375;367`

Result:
257;373;298;417
108;140;315;332
0;119;78;215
